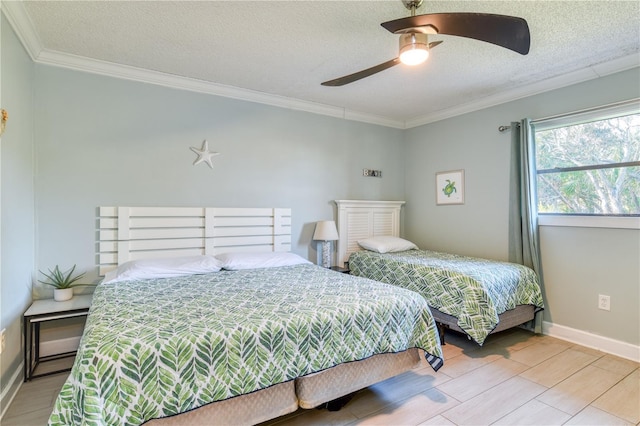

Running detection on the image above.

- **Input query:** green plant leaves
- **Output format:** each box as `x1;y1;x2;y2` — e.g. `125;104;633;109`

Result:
38;264;89;289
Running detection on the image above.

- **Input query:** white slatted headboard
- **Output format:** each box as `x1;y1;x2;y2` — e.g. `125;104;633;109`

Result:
98;207;291;276
334;200;405;267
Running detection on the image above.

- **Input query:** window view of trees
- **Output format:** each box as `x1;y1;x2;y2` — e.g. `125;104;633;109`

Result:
535;112;640;216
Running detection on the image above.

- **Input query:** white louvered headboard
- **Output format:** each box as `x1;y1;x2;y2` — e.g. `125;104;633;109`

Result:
334;200;405;267
98;207;291;276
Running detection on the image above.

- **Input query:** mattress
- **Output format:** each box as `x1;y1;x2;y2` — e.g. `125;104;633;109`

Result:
48;264;443;425
349;249;544;345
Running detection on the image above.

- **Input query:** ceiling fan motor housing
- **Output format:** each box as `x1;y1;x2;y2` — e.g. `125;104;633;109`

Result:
402;0;423;11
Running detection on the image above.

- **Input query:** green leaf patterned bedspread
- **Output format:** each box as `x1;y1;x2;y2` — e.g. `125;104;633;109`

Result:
348;250;544;345
48;264;443;426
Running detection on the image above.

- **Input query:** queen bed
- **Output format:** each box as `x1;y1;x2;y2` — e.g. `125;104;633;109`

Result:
335;200;544;345
47;206;443;426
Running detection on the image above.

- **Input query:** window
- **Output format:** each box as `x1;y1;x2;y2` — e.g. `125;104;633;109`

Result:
533;101;640;217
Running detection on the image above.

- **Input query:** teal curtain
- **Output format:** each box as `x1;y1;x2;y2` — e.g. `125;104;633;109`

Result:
508;119;544;332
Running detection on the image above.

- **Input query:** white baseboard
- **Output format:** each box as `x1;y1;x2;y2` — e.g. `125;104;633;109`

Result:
0;362;23;421
543;321;640;362
40;336;82;358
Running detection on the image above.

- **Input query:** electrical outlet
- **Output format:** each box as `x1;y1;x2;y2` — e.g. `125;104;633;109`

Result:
598;294;611;311
0;328;5;355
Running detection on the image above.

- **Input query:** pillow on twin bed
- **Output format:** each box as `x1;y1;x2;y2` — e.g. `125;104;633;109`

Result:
357;236;418;253
102;255;223;283
216;251;312;270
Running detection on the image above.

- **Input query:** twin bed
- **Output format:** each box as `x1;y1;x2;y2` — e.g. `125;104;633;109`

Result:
348;248;543;345
335;200;544;345
48;207;443;425
48;202;543;425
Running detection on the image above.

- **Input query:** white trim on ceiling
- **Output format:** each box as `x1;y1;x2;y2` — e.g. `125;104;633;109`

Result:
2;0;42;62
3;1;639;130
35;49;353;121
405;54;640;128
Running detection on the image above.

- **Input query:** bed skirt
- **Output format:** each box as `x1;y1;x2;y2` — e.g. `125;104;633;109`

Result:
145;348;422;425
296;348;421;409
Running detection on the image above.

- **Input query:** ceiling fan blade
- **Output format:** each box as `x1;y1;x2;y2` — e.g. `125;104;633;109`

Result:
381;13;530;55
321;58;401;86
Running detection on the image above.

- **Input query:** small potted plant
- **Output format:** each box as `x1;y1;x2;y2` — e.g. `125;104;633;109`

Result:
38;265;91;301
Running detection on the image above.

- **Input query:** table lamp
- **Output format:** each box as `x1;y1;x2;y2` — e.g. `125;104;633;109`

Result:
313;220;339;268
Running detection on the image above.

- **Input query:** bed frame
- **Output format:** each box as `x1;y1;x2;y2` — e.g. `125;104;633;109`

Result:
98;206;292;276
335;199;536;343
97;206;424;425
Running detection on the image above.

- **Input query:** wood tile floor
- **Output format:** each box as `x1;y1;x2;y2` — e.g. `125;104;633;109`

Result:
3;328;638;425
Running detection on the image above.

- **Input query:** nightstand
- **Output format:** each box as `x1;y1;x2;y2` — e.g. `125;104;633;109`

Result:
23;294;92;381
330;266;350;274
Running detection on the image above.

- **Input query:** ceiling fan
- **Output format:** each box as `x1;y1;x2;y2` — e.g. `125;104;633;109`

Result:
321;0;530;87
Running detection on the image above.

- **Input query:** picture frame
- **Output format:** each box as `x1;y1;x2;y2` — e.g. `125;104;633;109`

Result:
436;169;465;205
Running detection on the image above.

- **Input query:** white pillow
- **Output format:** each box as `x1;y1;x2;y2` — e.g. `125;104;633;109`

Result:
216;252;311;270
357;236;418;253
102;255;223;283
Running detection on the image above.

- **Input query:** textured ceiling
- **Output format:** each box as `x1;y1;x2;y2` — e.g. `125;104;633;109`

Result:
8;0;640;127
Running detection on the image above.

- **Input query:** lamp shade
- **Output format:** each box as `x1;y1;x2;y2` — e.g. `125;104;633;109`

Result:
313;220;339;241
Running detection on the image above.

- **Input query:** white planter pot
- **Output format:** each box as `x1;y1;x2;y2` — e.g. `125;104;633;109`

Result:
54;288;73;302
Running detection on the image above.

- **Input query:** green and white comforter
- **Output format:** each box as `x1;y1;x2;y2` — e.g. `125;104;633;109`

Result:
349;250;544;345
49;264;443;426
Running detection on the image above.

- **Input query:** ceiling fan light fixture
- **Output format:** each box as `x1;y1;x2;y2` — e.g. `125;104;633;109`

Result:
322;1;531;86
399;33;429;66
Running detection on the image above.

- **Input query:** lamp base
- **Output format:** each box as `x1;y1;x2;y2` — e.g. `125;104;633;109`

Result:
320;240;332;268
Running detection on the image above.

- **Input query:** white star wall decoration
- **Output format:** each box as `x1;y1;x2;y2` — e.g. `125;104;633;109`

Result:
190;140;220;169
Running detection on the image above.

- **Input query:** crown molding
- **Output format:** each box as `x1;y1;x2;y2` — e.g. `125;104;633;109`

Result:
2;0;42;61
2;1;403;128
37;48;356;119
35;47;407;128
404;53;640;129
344;109;406;129
3;1;638;130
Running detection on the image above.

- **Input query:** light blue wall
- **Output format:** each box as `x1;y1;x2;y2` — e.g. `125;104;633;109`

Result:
33;65;406;288
1;29;406;402
0;13;35;412
404;68;640;346
1;11;638;410
539;225;639;344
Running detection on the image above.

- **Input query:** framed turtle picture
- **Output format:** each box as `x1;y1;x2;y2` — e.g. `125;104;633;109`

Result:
436;169;465;205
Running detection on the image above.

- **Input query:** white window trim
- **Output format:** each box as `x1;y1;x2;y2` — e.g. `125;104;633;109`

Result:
533;98;639;130
538;214;640;230
534;99;640;223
